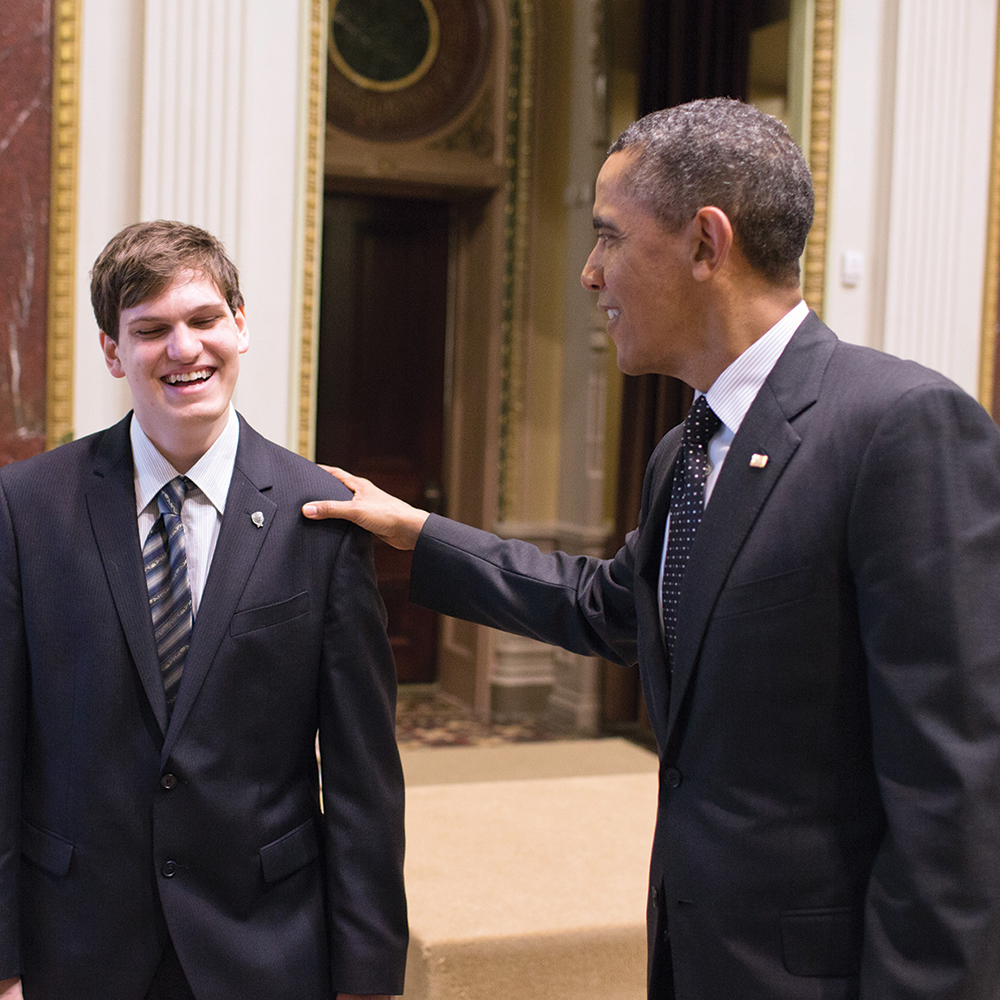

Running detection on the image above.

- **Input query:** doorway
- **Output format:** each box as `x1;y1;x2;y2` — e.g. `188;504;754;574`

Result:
316;193;451;683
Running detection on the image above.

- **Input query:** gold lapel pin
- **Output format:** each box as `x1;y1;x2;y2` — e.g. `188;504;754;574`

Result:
749;453;769;469
251;511;264;528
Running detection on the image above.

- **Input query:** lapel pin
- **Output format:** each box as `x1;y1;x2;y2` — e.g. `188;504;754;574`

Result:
749;453;769;469
251;511;264;528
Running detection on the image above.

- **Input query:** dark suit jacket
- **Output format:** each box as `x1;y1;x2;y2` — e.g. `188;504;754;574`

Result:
408;314;1000;999
0;414;407;1000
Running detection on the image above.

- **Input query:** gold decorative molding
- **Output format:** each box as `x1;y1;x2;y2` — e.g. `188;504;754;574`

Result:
802;0;835;318
979;1;1000;415
295;0;328;458
497;0;534;520
46;0;81;449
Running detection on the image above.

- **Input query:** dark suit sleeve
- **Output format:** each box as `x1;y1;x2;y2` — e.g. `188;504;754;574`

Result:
848;383;1000;996
0;474;26;979
410;514;640;666
317;521;408;995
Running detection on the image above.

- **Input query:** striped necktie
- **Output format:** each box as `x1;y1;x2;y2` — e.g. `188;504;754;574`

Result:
143;476;193;712
662;396;721;664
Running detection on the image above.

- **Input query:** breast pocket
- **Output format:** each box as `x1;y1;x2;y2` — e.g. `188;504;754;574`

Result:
712;565;815;619
230;591;309;636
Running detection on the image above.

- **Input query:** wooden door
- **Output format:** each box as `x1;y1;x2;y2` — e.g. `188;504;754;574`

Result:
316;193;449;682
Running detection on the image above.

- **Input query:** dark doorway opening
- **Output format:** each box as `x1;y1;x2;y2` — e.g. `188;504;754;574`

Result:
316;193;450;683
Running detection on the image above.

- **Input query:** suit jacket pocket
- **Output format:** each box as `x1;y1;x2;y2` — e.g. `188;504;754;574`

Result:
713;565;814;619
231;591;309;637
259;816;320;884
21;819;74;876
780;907;862;977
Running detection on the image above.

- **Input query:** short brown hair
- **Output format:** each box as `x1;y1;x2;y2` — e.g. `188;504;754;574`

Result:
90;220;244;342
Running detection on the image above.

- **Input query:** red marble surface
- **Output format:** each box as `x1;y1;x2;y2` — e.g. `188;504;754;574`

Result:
0;0;51;467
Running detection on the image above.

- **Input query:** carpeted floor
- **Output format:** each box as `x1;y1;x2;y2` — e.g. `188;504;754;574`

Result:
395;686;563;748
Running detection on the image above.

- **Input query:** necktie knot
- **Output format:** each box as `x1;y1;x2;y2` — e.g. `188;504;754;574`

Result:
157;476;190;519
682;395;721;451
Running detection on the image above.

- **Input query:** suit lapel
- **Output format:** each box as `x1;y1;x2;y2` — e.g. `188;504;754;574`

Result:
162;418;275;759
633;431;682;741
86;415;170;734
664;314;837;744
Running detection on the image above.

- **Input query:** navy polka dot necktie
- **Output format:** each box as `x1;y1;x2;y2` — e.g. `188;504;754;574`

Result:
662;396;721;663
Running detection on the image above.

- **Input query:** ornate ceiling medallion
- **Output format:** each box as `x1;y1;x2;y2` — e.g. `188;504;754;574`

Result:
330;0;440;92
326;0;493;143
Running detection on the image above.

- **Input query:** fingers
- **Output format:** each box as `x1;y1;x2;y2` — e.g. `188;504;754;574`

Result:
302;500;361;520
318;465;367;494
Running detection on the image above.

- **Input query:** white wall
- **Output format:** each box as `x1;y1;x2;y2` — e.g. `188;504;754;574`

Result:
824;0;997;398
74;0;313;448
74;0;144;436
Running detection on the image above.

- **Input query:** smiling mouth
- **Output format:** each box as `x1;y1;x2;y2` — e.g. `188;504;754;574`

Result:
606;308;621;321
163;369;213;385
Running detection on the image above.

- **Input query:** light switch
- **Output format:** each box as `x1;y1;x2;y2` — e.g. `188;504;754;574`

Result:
841;250;863;287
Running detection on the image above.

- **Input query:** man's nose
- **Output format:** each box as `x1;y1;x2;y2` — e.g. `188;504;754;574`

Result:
581;249;603;290
167;324;202;360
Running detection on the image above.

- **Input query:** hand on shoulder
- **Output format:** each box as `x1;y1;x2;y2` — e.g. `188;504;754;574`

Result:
303;467;429;551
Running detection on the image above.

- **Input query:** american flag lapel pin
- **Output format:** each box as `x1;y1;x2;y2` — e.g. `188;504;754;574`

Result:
749;453;769;469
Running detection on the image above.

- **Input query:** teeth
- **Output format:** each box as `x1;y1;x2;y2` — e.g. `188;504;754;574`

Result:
607;309;621;320
165;369;211;384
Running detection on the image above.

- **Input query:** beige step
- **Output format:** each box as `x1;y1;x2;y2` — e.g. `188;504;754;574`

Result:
400;738;659;1000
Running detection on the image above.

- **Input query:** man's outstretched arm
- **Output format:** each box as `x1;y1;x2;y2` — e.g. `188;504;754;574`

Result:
306;466;639;666
302;467;429;549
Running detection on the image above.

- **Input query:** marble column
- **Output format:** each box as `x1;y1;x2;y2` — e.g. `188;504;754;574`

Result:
0;0;51;466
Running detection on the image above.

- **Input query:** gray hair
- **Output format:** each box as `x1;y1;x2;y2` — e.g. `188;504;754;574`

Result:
609;98;814;286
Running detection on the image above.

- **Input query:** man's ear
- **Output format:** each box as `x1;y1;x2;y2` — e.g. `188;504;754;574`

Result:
99;331;126;378
690;206;734;280
234;306;249;355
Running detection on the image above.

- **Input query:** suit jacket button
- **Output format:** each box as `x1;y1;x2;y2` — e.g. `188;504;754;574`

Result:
160;773;177;790
162;861;177;877
664;767;682;788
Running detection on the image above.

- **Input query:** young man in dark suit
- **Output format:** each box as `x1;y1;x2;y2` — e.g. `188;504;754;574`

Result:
0;221;407;1000
304;99;1000;998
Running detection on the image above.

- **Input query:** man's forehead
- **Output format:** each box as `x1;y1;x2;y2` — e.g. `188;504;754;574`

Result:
593;156;660;224
123;270;226;317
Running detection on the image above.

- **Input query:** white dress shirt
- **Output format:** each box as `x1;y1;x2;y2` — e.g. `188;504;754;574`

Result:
132;406;240;618
657;299;810;632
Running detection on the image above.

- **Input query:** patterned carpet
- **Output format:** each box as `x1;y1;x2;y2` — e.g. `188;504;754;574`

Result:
395;686;563;748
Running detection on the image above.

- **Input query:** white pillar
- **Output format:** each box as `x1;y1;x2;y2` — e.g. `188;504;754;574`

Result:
881;0;996;395
825;0;997;398
140;0;317;448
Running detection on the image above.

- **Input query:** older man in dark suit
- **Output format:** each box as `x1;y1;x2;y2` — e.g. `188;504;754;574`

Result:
0;221;406;1000
304;99;1000;999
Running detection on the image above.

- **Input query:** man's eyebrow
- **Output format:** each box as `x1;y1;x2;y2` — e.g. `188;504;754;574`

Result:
592;215;620;233
125;302;224;325
125;312;169;325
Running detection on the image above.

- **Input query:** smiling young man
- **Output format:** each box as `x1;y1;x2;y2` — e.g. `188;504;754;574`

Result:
101;266;249;473
304;100;1000;999
0;221;407;1000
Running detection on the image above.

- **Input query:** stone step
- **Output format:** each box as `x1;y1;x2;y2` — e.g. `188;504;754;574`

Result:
400;738;659;1000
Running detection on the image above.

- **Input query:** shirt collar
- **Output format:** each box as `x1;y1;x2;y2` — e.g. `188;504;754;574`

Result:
131;406;240;516
702;299;809;435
